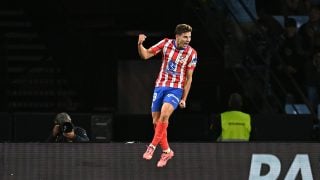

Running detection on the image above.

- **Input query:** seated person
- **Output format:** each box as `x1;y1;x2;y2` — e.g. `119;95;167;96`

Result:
46;112;89;142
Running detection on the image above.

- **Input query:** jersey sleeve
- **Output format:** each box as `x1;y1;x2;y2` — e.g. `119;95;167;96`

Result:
187;50;198;70
149;38;168;55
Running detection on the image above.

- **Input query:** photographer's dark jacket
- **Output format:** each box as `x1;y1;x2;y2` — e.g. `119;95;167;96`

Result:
46;126;89;142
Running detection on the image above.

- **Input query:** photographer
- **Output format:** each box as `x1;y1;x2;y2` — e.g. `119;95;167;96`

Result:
46;112;89;142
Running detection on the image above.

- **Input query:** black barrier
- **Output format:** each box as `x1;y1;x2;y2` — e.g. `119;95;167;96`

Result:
0;112;317;142
113;114;153;142
91;114;113;142
1;143;319;180
253;114;314;141
13;112;55;142
0;112;12;141
113;113;210;142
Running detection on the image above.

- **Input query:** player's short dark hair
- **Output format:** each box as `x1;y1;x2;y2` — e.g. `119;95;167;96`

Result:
54;112;72;125
175;24;192;35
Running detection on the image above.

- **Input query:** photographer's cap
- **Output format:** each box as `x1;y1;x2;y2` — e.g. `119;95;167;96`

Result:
54;112;71;125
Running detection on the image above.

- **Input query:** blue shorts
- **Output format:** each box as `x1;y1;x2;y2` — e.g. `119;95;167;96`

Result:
151;87;183;112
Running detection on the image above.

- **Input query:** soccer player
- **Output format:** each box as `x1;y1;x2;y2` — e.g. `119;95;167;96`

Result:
137;24;198;167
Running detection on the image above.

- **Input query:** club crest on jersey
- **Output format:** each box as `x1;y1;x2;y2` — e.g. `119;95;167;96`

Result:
178;56;186;63
166;60;180;75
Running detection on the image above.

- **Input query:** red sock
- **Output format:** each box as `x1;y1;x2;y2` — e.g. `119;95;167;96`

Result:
153;122;169;150
160;129;169;150
154;123;163;147
151;122;168;147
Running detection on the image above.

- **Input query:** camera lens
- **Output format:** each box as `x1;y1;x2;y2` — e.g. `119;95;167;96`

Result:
62;122;74;133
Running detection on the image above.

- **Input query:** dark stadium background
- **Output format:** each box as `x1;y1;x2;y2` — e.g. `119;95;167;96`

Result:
1;0;320;179
0;0;316;142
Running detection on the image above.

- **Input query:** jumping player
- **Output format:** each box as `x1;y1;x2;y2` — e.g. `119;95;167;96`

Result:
137;24;198;167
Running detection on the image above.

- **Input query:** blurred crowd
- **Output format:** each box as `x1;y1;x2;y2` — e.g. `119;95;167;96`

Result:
212;0;320;115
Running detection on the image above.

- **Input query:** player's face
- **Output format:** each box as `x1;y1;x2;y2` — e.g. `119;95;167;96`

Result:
176;32;191;49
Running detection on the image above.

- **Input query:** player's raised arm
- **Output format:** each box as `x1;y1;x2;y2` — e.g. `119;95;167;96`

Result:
137;34;155;60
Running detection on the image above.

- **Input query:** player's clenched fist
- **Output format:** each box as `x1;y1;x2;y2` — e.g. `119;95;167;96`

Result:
179;100;186;108
138;34;146;45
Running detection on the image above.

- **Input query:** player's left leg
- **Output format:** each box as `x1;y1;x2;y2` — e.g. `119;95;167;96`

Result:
142;112;160;160
157;149;174;167
151;103;173;147
143;87;163;160
155;102;175;167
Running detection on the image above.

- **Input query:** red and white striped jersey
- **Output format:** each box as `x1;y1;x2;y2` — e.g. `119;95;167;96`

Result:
150;38;198;89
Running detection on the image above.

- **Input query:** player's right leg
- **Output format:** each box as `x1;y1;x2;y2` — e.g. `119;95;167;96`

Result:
142;88;162;160
143;145;156;160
